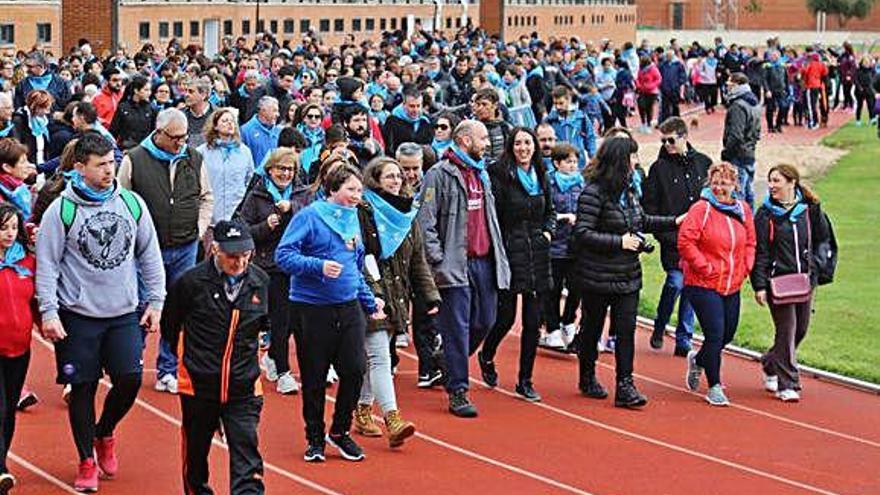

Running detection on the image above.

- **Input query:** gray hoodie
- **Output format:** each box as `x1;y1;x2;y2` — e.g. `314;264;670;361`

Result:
36;182;166;321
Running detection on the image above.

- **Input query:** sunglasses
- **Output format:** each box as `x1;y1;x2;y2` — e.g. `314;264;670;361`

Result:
327;73;338;77
661;135;683;146
305;113;322;119
434;123;450;131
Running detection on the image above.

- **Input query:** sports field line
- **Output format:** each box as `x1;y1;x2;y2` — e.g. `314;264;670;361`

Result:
398;350;842;495
8;452;80;494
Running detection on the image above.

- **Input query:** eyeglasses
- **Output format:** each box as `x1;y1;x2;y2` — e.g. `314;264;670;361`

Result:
274;166;295;173
434;123;450;131
326;73;338;78
162;129;189;142
305;113;322;119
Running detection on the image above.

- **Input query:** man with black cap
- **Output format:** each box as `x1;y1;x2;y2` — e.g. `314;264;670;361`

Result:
161;219;269;495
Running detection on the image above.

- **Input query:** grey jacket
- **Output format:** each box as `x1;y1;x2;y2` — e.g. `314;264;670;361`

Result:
721;85;762;161
417;159;510;290
36;183;166;321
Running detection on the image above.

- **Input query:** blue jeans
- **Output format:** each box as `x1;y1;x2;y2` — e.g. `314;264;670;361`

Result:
654;269;695;347
684;286;741;387
729;156;756;209
157;240;199;378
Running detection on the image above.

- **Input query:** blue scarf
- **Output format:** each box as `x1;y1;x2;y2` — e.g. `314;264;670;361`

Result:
0;179;32;219
363;189;418;259
543;156;555;173
427;69;440;80
705;57;718;69
264;175;292;203
762;189;807;222
449;144;490;187
0;121;14;138
28;73;52;91
237;85;250;99
140;132;189;163
701;187;744;221
516;166;541;196
498;77;519;92
64;170;116;203
391;105;430;133
0;242;31;277
619;171;643;209
527;66;545;79
29;115;49;140
208;91;226;107
432;138;452;157
312;199;360;246
554;170;584;193
92;122;115;143
297;124;324;175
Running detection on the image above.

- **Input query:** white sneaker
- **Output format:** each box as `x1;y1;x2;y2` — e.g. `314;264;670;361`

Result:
155;374;178;394
261;353;278;382
276;372;300;395
395;334;410;349
61;384;72;405
776;389;800;402
544;329;566;349
763;374;779;393
561;323;578;347
538;333;550;347
326;366;339;385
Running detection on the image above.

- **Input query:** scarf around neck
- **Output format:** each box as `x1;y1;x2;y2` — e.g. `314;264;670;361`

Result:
432;138;451;157
29;114;49;140
64;170;116;203
364;188;418;259
391;104;429;133
516;165;541;196
449;144;490;187
312;199;360;247
763;188;807;222
28;73;52;91
701;187;744;221
0;121;14;138
618;171;643;209
141;132;189;163
264;175;292;204
0;241;32;277
0;174;31;219
554;170;584;193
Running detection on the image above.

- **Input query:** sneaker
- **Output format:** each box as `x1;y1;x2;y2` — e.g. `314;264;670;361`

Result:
855;120;863;127
94;436;118;478
154;374;178;395
417;369;444;389
303;442;326;463
261;353;278;382
763;374;779;393
673;343;691;357
62;384;72;405
686;350;703;391
326;433;365;461
705;384;730;406
395;334;410;348
543;329;566;350
384;410;416;448
448;390;478;418
561;323;578;347
0;473;16;494
614;377;648;409
16;388;38;411
515;381;542;402
74;458;99;493
354;403;382;437
776;389;800;402
276;371;300;395
258;331;270;351
649;328;664;350
579;374;608;399
603;336;616;353
477;351;498;388
326;366;338;386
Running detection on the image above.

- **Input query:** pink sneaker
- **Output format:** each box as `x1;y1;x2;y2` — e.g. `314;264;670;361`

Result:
94;436;118;478
74;458;98;492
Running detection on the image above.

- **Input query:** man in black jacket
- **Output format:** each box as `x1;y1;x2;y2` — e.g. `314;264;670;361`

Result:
762;50;788;133
161;219;269;495
246;65;295;123
642;117;711;356
382;87;433;155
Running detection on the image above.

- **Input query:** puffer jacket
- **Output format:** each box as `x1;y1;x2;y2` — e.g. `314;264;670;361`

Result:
489;159;556;293
721;86;762;161
572;180;677;294
238;178;313;273
678;198;756;296
109;99;157;150
635;63;662;95
483;119;512;164
548;173;583;259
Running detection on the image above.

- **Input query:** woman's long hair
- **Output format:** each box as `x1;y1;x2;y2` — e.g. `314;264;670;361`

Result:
0;204;27;247
768;163;820;204
120;74;150;103
500;126;545;178
587;136;639;198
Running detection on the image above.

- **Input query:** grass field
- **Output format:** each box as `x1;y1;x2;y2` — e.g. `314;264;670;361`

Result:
638;122;880;384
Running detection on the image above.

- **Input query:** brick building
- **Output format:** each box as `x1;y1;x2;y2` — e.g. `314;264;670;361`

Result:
1;0;636;57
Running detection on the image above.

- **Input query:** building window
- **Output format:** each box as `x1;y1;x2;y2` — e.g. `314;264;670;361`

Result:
223;20;233;36
300;19;310;33
256;20;265;33
334;19;344;31
36;23;51;43
319;19;330;32
284;19;295;33
173;21;183;38
352;18;362;31
366;18;375;31
139;22;150;40
445;17;452;29
190;21;199;37
270;20;278;33
456;17;462;28
159;22;169;38
380;18;387;30
390;18;397;30
242;19;251;35
0;24;14;45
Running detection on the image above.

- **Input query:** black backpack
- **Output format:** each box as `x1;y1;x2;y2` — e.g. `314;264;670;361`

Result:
814;210;838;286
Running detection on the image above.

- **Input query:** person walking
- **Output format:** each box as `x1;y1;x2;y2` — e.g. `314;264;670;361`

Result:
751;164;830;402
108;75;156;150
634;56;661;133
679;162;756;406
762;50;789;134
721;73;761;209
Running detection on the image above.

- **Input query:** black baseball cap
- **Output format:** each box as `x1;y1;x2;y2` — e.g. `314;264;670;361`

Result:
213;220;254;253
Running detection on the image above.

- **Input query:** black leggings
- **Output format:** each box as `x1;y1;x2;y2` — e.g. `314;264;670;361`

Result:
637;94;657;126
577;290;639;381
0;353;29;474
855;92;876;121
698;83;718;111
481;291;543;383
68;373;141;461
267;272;297;375
543;258;581;332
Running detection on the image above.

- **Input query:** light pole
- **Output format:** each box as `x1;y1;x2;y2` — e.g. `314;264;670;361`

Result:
255;0;262;37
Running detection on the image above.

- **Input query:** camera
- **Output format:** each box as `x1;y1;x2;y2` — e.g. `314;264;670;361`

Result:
634;233;655;254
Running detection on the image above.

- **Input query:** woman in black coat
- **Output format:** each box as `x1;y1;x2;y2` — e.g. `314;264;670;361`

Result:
477;127;556;402
572;136;681;408
109;74;157;150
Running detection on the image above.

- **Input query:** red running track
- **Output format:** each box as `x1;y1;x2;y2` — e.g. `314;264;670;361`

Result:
10;322;880;495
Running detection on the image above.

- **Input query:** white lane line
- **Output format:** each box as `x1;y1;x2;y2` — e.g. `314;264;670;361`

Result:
32;333;345;495
398;350;843;495
8;452;80;494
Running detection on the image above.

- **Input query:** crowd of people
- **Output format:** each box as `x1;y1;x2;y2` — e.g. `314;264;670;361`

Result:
0;25;846;494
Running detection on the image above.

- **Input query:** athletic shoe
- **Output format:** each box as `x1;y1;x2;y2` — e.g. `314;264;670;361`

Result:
94;436;118;478
561;323;578;347
74;458;99;493
354;403;382;437
0;473;16;494
326;433;365;461
62;384;72;405
260;353;278;382
705;384;730;406
649;328;664;349
614;377;648;409
276;372;300;395
448;390;478;418
16;388;38;411
515;381;542;402
542;328;566;350
303;443;326;463
673;343;691;357
579;374;608;399
686;350;703;391
763;374;779;393
326;366;338;386
776;389;800;402
258;331;270;351
477;351;498;388
395;334;410;348
602;336;616;353
417;369;444;389
154;374;178;395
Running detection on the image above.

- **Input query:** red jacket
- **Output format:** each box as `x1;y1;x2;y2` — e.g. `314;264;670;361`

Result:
0;253;37;358
801;58;828;90
92;86;123;128
678;199;756;296
636;64;662;95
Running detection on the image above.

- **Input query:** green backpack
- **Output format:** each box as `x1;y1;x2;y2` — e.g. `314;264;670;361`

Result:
60;188;143;234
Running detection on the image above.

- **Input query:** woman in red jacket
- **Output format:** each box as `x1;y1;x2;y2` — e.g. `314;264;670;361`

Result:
0;204;38;492
635;56;662;134
678;162;755;406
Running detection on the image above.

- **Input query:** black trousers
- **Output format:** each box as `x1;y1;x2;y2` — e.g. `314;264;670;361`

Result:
68;373;141;461
544;258;581;332
659;90;680;123
765;93;788;130
855;92;876;121
180;395;264;495
411;295;442;377
482;290;542;383
0;353;29;474
698;83;718;111
577;290;639;381
637;94;657;126
267;272;297;375
293;301;366;444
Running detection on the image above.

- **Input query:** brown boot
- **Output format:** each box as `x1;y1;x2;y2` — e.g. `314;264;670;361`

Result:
354;403;382;437
384;410;415;448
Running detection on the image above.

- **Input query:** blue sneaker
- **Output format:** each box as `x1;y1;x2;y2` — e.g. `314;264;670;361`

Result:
603;336;616;353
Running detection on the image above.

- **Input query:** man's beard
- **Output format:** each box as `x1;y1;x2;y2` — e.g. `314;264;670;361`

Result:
348;127;368;140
